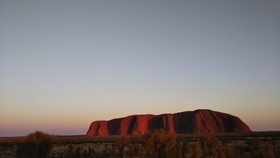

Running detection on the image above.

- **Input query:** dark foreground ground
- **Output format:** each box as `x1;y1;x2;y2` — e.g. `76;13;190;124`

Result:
1;131;280;158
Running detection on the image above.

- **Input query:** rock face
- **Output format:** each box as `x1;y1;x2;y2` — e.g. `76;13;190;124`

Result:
87;109;251;136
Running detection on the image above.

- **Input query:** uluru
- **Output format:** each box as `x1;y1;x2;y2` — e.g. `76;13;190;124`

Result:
87;109;251;136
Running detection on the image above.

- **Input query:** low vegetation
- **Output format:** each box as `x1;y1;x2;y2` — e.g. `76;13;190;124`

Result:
15;131;52;158
0;130;279;158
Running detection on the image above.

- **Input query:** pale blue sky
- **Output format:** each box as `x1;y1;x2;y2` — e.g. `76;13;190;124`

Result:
1;0;280;136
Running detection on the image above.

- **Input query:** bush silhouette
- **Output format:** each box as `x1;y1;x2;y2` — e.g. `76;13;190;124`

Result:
115;136;131;157
144;129;176;158
16;131;52;158
192;142;200;158
251;139;264;158
266;146;275;158
66;144;75;158
199;135;220;158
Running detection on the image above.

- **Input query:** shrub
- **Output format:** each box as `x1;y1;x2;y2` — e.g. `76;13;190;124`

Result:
116;136;131;157
199;135;220;157
264;145;275;158
192;142;200;158
16;131;52;158
144;129;176;158
182;142;191;158
251;139;263;158
66;144;74;158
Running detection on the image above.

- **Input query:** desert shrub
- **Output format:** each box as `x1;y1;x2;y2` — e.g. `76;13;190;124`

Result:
76;146;87;157
137;143;145;157
217;146;226;158
132;143;140;156
251;141;276;158
143;129;176;158
176;143;183;158
165;142;176;158
66;144;74;158
263;145;275;158
228;147;241;158
115;136;131;157
251;139;264;158
127;144;135;158
16;131;52;158
219;143;231;158
266;147;275;158
199;135;220;158
234;149;241;158
182;142;191;158
110;145;117;158
212;149;218;158
192;142;200;158
200;140;208;158
88;146;94;157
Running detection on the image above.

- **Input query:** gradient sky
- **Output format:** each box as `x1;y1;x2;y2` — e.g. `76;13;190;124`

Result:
0;1;280;136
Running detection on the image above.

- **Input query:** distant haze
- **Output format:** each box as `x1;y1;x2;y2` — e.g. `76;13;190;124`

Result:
0;1;279;136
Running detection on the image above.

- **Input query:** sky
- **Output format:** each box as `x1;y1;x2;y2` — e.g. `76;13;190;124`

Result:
0;1;279;137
